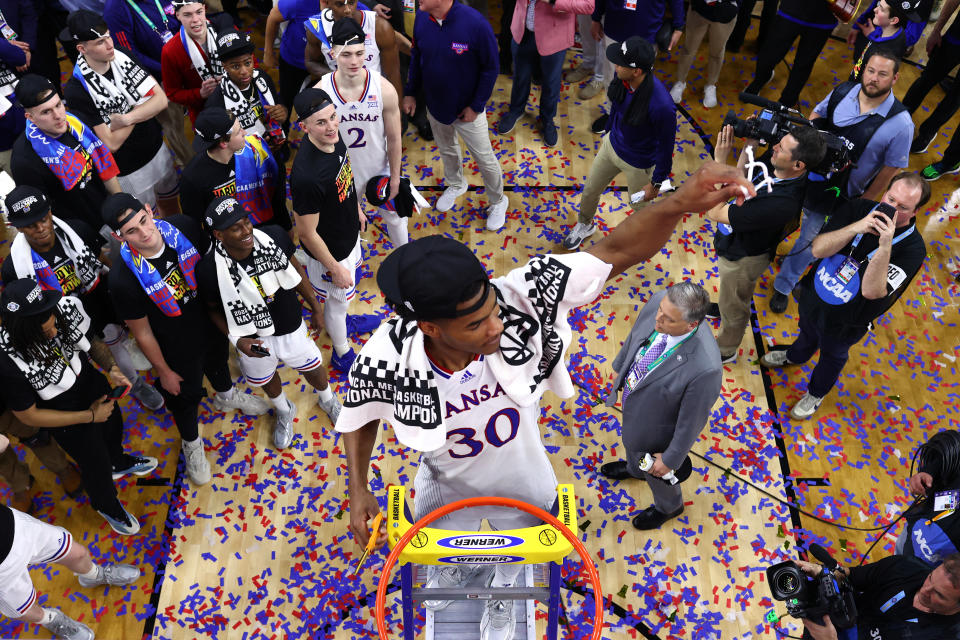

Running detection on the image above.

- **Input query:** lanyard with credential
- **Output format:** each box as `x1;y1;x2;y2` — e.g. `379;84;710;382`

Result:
636;327;697;373
125;0;171;37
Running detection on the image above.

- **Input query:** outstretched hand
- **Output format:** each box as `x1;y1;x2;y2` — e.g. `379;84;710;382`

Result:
672;161;758;212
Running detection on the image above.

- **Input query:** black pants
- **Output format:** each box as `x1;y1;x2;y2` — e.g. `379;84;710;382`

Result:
745;16;832;107
159;326;232;442
727;0;779;51
498;0;517;68
51;406;125;516
903;40;960;143
278;56;310;114
940;127;960;167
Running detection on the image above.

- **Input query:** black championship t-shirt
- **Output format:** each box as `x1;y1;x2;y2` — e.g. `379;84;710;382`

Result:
63;51;164;176
107;215;210;345
197;224;304;337
11;132;110;232
778;0;837;26
179;150;291;231
290;137;360;262
714;153;806;261
0;351;110;413
848;555;960;640
798;199;926;328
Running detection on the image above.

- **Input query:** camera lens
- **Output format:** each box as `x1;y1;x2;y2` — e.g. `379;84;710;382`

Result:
773;568;801;596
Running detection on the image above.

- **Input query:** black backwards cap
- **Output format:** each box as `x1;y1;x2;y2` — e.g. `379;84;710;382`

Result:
293;88;334;122
330;18;365;47
101;193;144;231
15;74;58;108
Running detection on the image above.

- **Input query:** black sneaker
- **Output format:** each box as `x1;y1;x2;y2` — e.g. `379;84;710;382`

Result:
769;291;788;314
590;114;609;134
911;133;935;155
705;302;720;318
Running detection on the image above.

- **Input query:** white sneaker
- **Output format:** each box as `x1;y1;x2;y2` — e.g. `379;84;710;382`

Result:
760;349;791;368
42;609;94;640
317;392;342;425
561;222;597;250
435;184;468;212
790;392;823;420
480;599;517;640
669;81;686;104
485;197;508;231
213;388;270;416
703;84;718;108
272;399;296;450
182;438;211;486
77;563;141;588
423;565;477;611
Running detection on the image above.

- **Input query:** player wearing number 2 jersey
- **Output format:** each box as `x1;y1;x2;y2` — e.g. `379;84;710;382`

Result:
337;161;758;640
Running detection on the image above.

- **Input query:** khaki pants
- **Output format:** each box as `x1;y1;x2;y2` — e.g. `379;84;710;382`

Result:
0;411;73;493
577;134;653;224
427;110;505;204
717;254;771;356
156;102;195;168
674;7;738;86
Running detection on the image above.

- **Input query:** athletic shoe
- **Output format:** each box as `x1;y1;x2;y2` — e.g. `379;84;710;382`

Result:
486;197;509;231
97;504;140;536
578;79;604;99
272;399;296;450
590;114;609;134
435;183;468;212
213;389;270;415
182;438;211;486
317;392;343;424
497;110;522;135
743;69;774;96
705;302;720;319
77;563;141;588
130;376;164;411
111;454;159;480
563;65;593;84
790;392;823;420
911;133;935;154
769;291;788;313
42;609;94;640
760;348;792;368
703;84;718;108
416;118;434;141
921;160;960;181
424;565;478;611
541;120;559;147
346;314;382;336
561;222;597;250
669;81;685;103
480;598;517;640
331;348;357;373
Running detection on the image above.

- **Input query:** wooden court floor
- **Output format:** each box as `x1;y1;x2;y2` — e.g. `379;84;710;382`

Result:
1;6;960;639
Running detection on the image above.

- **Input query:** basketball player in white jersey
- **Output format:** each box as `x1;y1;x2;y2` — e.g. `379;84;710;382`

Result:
303;0;405;101
316;18;407;246
337;162;757;640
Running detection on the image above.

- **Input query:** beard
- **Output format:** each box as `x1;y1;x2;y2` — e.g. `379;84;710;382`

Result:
861;81;889;98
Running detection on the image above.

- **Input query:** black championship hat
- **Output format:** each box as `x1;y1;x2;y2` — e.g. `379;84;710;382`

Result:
204;196;248;231
101;192;145;231
217;27;255;59
62;9;110;43
5;186;51;227
377;235;491;320
293;87;334;122
1;278;61;319
15;74;58;109
330;17;365;47
606;36;655;71
193;107;236;152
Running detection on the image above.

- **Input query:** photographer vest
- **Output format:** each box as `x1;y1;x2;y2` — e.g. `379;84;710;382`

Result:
806;81;907;213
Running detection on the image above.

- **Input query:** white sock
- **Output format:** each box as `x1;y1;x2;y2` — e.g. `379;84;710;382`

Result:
40;608;57;626
76;564;100;580
324;297;350;356
317;386;334;402
217;387;236;400
270;391;290;410
491;563;522;588
380;207;409;246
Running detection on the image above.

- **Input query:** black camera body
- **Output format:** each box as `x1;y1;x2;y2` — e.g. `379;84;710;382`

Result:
722;93;852;176
767;546;858;629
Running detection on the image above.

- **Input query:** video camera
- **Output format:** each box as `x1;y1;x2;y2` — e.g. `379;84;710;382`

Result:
766;544;858;628
722;93;853;176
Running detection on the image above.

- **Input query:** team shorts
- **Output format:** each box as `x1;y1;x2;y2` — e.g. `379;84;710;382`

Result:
303;238;362;304
239;321;325;386
0;509;73;619
117;143;179;207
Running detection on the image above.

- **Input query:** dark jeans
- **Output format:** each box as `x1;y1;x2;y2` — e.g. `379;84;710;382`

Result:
942;127;960;167
278;56;310;114
508;30;566;125
727;0;778;51
51;406;125;515
499;0;517;67
160;326;232;442
745;15;832;107
786;306;868;399
902;39;960;142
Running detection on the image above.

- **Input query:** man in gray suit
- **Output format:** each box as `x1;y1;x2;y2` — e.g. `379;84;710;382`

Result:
601;281;722;530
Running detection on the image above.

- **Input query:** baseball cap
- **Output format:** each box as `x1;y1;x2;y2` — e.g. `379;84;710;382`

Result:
217;27;255;60
293;87;334;122
5;186;51;227
15;74;58;109
330;18;365;47
1;279;61;319
377;235;491;320
63;9;109;43
101;193;144;231
193;107;236;152
606;36;655;71
204;196;248;231
171;0;204;9
898;0;924;22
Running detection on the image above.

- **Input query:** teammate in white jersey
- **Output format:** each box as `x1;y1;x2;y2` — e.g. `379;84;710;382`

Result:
336;161;757;640
317;18;407;246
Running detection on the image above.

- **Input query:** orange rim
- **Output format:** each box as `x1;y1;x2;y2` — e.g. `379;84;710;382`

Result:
374;496;604;640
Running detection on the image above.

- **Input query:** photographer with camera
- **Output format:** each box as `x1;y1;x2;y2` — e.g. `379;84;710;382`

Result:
790;552;960;640
769;49;913;315
708;123;825;364
761;172;927;419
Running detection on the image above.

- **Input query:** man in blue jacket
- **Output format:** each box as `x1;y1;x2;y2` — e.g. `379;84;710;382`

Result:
0;0;37;174
562;37;676;250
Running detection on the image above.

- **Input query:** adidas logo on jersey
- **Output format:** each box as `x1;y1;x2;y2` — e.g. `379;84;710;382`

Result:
459;370;474;384
165;261;175;269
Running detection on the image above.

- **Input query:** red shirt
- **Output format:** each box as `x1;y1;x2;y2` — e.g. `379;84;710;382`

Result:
161;31;209;123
